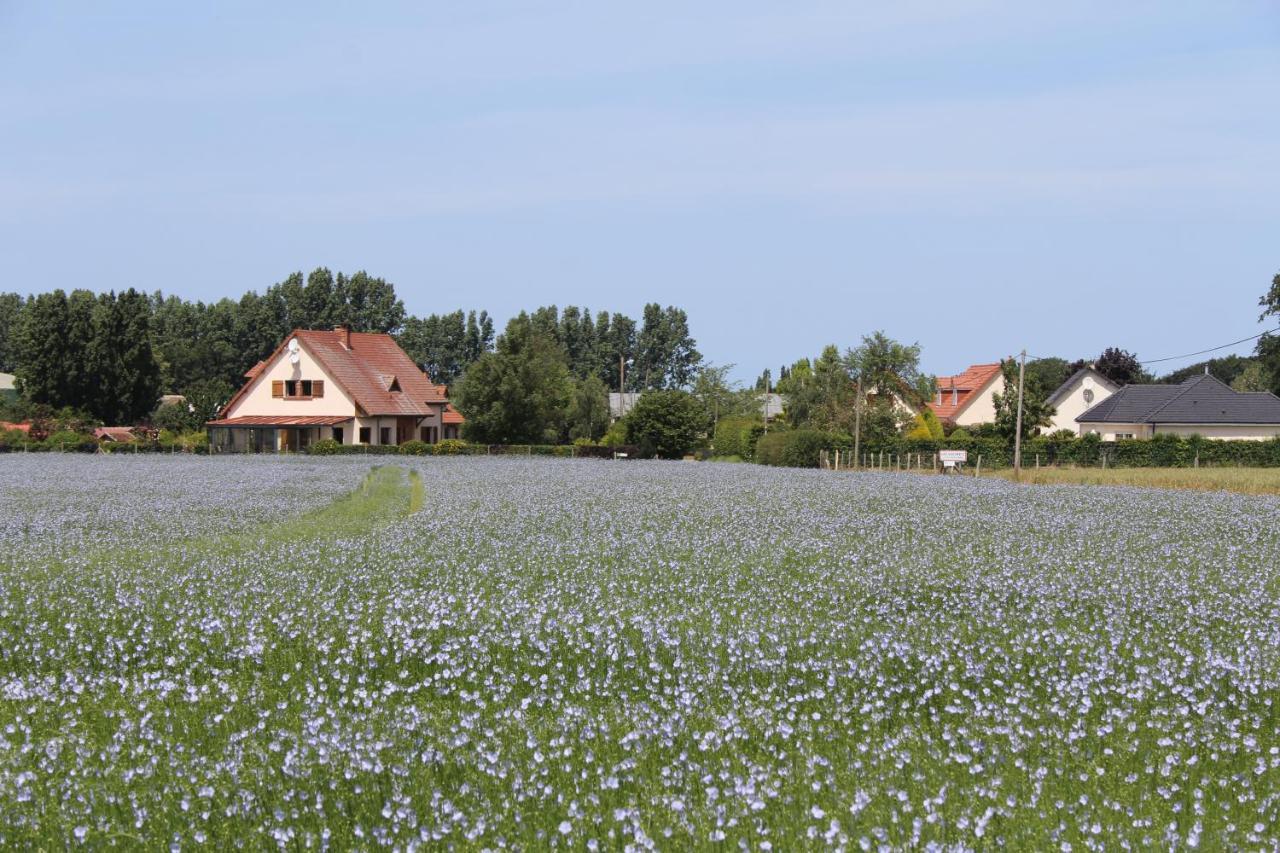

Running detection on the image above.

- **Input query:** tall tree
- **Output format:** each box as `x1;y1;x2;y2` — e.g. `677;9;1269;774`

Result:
567;374;610;441
13;290;72;408
634;304;701;390
1077;347;1148;386
454;314;573;444
992;357;1055;441
0;293;23;373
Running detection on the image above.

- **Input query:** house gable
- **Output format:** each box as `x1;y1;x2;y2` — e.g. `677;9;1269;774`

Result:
221;335;359;421
928;363;1005;426
1045;368;1118;434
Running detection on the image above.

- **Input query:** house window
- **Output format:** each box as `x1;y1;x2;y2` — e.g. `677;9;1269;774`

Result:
379;426;392;445
279;379;324;399
333;427;344;444
444;425;458;439
1115;433;1135;440
358;427;371;444
420;426;438;444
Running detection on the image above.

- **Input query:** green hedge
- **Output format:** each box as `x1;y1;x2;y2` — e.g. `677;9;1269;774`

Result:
756;430;851;467
747;431;1280;469
713;418;765;461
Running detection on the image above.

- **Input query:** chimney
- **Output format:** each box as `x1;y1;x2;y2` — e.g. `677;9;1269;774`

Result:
335;325;351;349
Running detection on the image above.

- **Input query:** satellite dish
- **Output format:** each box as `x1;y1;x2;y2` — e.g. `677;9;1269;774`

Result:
287;338;300;365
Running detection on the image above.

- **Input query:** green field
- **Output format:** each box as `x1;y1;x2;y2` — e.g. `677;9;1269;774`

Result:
1;455;1278;848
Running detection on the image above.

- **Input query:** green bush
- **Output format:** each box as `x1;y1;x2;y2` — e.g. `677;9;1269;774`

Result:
44;430;95;451
398;440;432;456
434;438;469;455
307;438;343;456
625;390;706;459
755;430;849;467
714;417;765;460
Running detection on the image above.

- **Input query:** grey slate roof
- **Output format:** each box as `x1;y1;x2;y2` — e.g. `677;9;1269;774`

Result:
1077;374;1280;425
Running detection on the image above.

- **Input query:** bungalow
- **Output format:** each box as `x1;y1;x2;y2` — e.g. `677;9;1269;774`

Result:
1077;374;1280;441
1044;367;1119;434
927;363;1006;428
207;326;463;452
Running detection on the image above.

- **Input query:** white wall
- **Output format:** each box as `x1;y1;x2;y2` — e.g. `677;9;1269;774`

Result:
1154;424;1280;441
1048;375;1115;434
224;344;357;420
953;376;1006;427
1078;423;1153;441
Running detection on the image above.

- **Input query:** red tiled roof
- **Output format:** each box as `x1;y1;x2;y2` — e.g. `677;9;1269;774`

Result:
217;329;452;421
0;421;31;434
295;329;447;417
928;363;1003;422
443;404;464;425
207;415;352;427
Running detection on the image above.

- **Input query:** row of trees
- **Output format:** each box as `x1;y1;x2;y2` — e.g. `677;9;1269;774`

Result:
0;266;708;429
453;307;716;446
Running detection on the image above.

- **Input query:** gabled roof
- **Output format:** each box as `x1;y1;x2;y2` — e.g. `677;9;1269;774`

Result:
1078;374;1280;425
220;329;451;419
928;363;1003;422
1045;367;1119;408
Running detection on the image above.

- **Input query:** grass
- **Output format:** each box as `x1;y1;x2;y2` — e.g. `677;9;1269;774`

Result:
989;465;1280;496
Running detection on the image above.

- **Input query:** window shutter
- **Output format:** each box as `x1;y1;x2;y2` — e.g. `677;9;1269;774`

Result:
313;380;324;398
271;380;284;398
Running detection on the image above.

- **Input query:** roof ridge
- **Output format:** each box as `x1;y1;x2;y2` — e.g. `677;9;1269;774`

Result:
1140;375;1208;423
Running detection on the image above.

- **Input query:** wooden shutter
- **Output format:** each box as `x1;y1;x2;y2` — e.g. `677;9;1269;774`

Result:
313;380;324;398
271;380;284;398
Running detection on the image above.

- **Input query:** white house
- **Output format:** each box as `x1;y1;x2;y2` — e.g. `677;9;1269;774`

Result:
1044;367;1119;435
0;372;14;392
1077;374;1280;441
207;326;462;452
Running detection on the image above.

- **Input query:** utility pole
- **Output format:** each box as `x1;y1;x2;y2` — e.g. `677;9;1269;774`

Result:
853;373;863;469
1013;349;1027;478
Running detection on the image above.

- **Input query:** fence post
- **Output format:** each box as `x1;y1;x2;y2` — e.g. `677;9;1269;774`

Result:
975;454;982;477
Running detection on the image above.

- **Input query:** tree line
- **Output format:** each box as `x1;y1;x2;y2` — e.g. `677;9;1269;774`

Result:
0;268;706;432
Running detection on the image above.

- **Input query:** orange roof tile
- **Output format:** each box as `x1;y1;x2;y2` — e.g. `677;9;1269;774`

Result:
927;363;1003;422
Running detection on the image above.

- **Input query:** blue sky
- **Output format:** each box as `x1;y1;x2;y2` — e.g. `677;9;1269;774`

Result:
2;2;1278;382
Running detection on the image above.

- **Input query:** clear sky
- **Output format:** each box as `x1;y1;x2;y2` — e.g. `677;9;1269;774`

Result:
3;2;1278;381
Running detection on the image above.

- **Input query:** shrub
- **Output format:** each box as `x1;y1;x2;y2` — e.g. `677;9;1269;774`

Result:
755;430;848;467
44;430;94;451
713;417;763;460
434;439;468;455
625;390;705;459
905;409;945;440
600;420;628;448
307;438;343;456
398;440;432;456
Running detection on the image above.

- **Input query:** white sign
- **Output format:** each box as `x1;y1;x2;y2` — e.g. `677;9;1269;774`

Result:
939;449;968;463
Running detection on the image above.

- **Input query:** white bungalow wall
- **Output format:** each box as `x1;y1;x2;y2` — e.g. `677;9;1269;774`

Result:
1048;375;1116;435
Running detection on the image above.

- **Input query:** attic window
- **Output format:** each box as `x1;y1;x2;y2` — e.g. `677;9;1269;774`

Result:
382;374;402;393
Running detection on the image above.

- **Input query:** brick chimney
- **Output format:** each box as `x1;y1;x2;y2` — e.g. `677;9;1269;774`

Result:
335;324;351;349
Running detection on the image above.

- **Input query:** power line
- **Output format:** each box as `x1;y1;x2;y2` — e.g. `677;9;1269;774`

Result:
1025;326;1279;368
1140;327;1279;365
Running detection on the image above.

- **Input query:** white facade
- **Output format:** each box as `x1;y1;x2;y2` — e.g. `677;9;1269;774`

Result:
1046;370;1117;435
952;379;1004;427
0;372;13;391
223;346;358;423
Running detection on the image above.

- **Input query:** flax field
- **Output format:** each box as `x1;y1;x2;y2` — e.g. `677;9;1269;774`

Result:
1;455;1278;849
